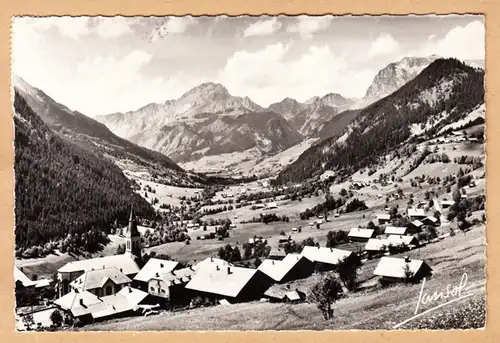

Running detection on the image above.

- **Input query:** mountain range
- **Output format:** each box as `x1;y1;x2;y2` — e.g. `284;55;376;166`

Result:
274;58;485;184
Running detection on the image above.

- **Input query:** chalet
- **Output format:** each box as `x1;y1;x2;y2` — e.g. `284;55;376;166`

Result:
54;286;150;324
409;219;424;232
191;256;233;271
257;253;314;283
185;265;274;303
266;202;278;209
373;256;432;284
278;235;291;243
376;213;391;225
364;238;390;256
14;267;52;289
285;290;307;304
146;266;196;308
384;226;408;236
58;210;142;296
387;235;420;248
422;216;439;227
69;267;132;297
407;208;427;221
267;247;287;260
348;228;376;242
301;246;360;271
133;258;179;291
441;200;455;209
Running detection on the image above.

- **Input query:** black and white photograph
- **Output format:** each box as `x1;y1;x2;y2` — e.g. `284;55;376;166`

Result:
11;15;486;331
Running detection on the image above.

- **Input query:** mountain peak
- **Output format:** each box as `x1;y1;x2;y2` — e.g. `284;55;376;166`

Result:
180;82;229;99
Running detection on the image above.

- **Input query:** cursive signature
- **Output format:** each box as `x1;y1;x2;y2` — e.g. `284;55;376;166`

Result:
414;273;468;315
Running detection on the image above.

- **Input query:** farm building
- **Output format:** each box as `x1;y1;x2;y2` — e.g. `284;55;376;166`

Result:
133;258;180;291
384;226;408;235
387;235;420;248
185;265;274;303
301;246;360;271
264;285;307;303
373;256;432;284
348;228;376;242
376;213;391;225
69;267;133;297
422;216;440;226
146;266;197;308
267;247;287;260
15;267;53;290
364;238;390;256
257;253;314;283
266;202;278;209
407;208;427;221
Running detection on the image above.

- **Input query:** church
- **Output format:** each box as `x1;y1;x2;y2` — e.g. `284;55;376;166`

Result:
56;209;143;297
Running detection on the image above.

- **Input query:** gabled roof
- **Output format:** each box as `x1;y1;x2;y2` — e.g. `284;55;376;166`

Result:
257;253;312;282
133;258;179;283
407;208;426;217
70;267;131;291
14;267;35;287
185;265;258;298
440;200;455;206
268;247;287;258
384;226;408;235
376;213;391;220
92;287;149;319
411;219;424;227
58;253;140;275
373;256;431;279
348;228;375;239
285;290;303;301
423;216;439;223
364;238;389;252
192;257;232;272
54;290;107;317
387;235;419;246
300;246;354;265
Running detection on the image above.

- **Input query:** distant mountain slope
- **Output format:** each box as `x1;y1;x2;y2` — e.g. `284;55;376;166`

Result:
274;58;485;184
96;83;303;163
268;93;355;136
13;90;156;250
12;77;207;186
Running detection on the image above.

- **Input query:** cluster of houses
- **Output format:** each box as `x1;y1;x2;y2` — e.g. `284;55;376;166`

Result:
16;201;444;330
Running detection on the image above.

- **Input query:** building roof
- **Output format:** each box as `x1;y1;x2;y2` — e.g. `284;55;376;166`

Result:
54;290;107;317
424;216;439;223
301;246;354;265
376;213;391;220
411;220;424;227
14;267;35;287
268;247;287;258
384;226;408;235
407;208;426;217
441;200;455;206
125;208;140;238
192;257;232;271
257;253;311;282
348;228;375;239
133;258;179;283
387;235;419;246
285;290;302;301
373;256;431;279
185;265;258;298
364;238;390;252
58;253;140;275
92;287;149;319
149;266;196;285
70;267;131;291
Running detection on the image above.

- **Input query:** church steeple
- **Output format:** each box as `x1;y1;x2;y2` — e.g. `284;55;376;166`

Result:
125;207;141;257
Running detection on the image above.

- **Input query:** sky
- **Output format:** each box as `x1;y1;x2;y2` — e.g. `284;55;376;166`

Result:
12;15;485;116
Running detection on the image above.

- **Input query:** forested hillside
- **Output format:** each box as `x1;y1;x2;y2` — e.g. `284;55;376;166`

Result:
274;58;485;184
14;91;157;252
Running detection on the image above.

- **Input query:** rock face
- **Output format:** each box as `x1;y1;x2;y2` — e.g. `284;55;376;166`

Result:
96;83;303;163
363;55;441;103
267;93;355;137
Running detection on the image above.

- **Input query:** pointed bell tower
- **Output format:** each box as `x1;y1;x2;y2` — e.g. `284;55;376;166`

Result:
125;207;141;258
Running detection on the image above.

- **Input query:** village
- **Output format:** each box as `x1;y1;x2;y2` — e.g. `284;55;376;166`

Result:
14;126;486;331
